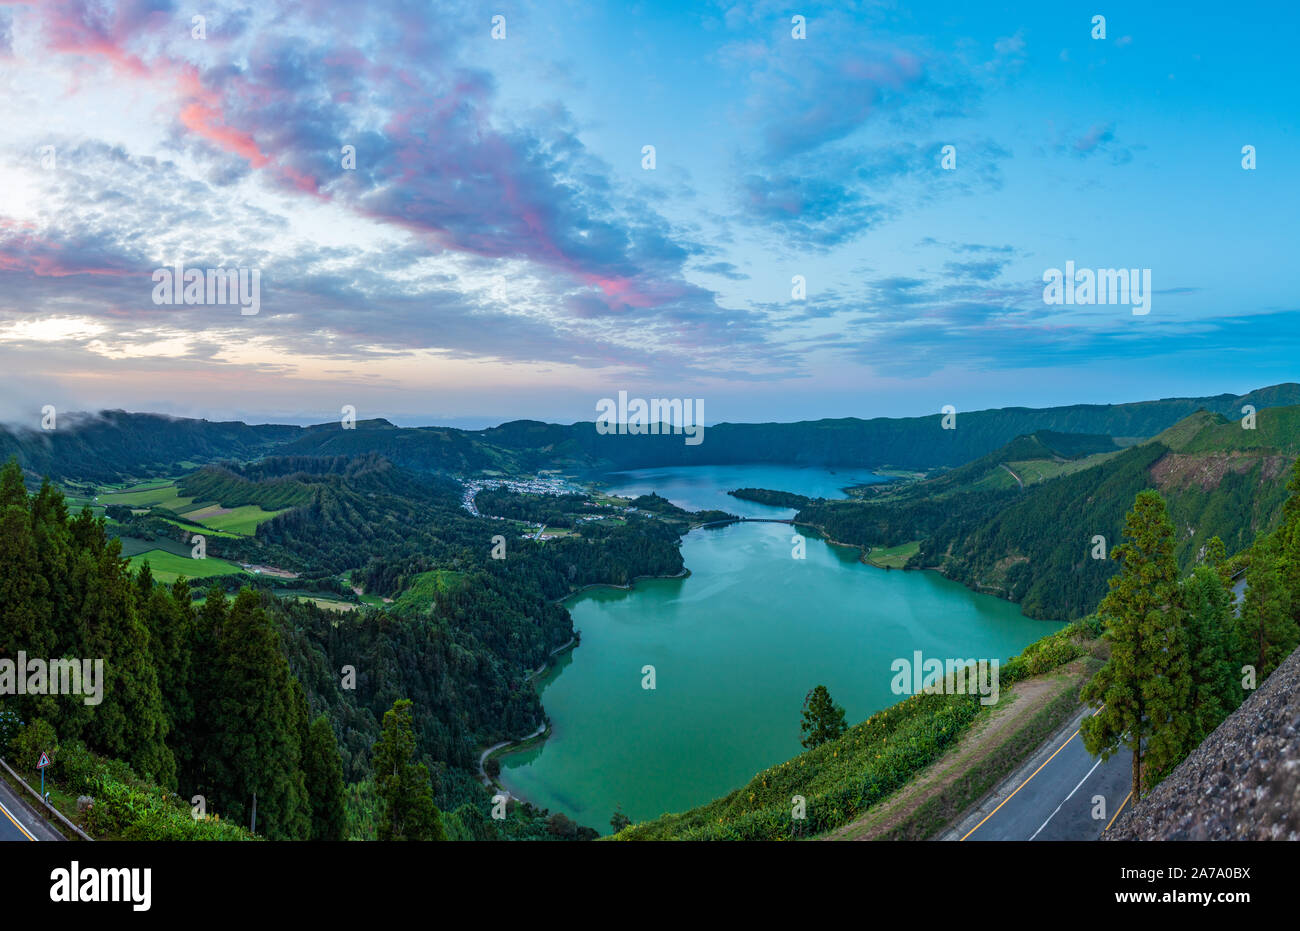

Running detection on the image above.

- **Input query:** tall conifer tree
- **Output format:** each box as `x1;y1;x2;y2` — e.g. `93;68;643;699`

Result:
373;699;444;841
303;715;347;840
1082;490;1194;798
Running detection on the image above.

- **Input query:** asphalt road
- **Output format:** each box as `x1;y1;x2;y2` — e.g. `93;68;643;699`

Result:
0;773;63;842
944;706;1132;841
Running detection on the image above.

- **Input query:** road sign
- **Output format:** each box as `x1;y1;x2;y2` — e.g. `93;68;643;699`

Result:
37;752;51;769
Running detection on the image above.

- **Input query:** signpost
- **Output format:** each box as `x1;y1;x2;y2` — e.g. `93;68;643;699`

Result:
37;751;50;801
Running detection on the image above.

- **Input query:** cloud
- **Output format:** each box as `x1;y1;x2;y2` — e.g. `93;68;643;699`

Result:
943;259;1010;282
737;170;890;250
1056;121;1136;164
694;261;750;281
0;0;810;382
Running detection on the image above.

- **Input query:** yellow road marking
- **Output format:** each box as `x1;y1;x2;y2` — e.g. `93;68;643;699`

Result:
960;729;1080;840
0;798;37;842
1103;791;1132;833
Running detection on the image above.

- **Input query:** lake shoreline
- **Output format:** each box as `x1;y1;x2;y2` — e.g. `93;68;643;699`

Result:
476;633;582;797
556;567;692;605
483;570;694;812
496;478;1058;831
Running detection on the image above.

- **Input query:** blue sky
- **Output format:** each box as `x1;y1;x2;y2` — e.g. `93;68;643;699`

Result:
0;0;1295;427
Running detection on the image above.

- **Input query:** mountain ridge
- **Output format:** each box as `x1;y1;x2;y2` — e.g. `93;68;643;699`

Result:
5;384;1298;482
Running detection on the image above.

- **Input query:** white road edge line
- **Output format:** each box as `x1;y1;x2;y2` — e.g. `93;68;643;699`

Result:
1028;756;1103;841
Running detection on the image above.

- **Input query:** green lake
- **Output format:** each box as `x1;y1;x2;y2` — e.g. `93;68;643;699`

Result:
499;467;1062;832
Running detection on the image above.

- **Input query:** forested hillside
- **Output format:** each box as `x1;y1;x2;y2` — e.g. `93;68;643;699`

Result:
795;406;1300;619
0;411;297;483
0;448;695;839
0;459;333;839
4;384;1297;482
5;391;1299;842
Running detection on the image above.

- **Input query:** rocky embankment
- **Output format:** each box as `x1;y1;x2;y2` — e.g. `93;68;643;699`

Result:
1109;645;1300;840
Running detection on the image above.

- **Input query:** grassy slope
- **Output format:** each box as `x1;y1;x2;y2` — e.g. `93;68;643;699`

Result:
825;656;1097;840
866;540;920;568
390;569;468;613
180;503;289;535
126;549;248;583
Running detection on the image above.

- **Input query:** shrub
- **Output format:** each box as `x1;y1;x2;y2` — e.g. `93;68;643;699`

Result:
7;718;58;774
43;741;257;841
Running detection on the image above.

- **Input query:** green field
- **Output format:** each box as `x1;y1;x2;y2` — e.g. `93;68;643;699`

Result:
98;481;195;509
156;517;239;539
1006;450;1121;485
126;548;248;583
294;596;358;612
960;451;1122;493
866;540;921;568
179;503;288;535
96;479;286;536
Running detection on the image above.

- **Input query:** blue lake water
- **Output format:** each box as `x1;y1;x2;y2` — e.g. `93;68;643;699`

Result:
596;463;886;517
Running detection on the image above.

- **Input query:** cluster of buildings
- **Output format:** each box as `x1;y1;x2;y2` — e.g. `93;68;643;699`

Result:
455;475;639;545
458;474;582;517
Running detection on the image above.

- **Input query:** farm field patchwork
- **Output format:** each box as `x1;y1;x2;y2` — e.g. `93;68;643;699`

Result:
95;479;287;536
179;503;288;535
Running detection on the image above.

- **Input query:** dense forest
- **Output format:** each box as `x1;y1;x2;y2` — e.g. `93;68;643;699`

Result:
0;448;692;839
728;488;814;508
0;459;339;838
475;488;592;527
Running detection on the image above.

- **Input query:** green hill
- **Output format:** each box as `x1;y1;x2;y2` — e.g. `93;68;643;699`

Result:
793;405;1300;620
898;430;1123;497
5;385;1299;482
917;406;1300;618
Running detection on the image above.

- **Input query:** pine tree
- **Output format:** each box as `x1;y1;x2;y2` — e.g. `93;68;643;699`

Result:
1234;536;1297;681
799;684;847;749
1082;490;1195;798
75;528;174;787
1180;566;1240;741
0;460;55;729
200;589;311;839
1273;459;1300;622
372;699;444;841
303;715;347;840
138;575;194;754
180;587;228;795
29;479;73;659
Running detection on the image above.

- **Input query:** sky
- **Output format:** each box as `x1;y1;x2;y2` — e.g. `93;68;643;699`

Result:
0;0;1296;428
